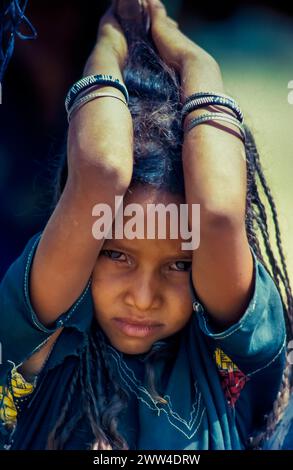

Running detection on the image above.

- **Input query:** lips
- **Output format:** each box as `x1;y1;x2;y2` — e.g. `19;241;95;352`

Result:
115;317;163;327
113;317;163;338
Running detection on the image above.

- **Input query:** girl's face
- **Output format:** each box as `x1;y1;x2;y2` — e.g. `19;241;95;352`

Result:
91;185;193;355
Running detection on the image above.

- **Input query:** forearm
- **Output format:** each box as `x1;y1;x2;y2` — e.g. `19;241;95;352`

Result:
147;0;255;325
181;55;253;326
181;54;247;223
68;44;133;181
31;46;133;326
31;170;129;324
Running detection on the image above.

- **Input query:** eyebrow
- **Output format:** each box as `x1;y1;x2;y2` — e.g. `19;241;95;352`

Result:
103;241;193;260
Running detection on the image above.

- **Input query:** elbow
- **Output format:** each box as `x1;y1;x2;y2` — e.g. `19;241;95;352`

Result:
200;204;246;232
68;128;133;189
69;148;133;192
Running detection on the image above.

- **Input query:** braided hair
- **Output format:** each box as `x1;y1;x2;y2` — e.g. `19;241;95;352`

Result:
47;323;176;449
48;19;292;450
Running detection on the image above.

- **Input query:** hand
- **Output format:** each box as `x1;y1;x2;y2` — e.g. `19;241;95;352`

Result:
147;0;224;96
147;0;218;71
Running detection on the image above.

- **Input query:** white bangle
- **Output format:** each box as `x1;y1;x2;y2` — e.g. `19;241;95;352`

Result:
67;91;128;122
184;112;246;142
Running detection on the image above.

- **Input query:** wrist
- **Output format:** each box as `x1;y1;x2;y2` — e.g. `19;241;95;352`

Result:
180;54;225;100
83;44;124;80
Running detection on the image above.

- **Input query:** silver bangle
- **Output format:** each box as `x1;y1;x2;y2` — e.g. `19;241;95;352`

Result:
181;95;244;124
183;91;242;106
65;74;129;112
184;112;246;142
67;91;128;122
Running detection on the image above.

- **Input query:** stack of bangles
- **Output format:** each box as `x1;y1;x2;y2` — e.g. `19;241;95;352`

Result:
181;92;246;142
65;74;245;142
65;74;130;123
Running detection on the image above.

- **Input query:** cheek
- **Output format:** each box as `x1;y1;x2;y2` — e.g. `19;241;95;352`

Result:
167;281;193;321
91;261;119;310
92;258;120;289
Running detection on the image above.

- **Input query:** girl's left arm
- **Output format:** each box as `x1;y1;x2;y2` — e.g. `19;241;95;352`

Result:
148;0;253;327
181;55;253;328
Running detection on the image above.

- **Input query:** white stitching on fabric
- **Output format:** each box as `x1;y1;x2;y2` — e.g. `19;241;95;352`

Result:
108;346;206;440
196;246;260;340
110;351;206;440
247;336;287;378
23;233;91;333
23;234;54;333
200;294;258;340
163;384;200;428
54;279;92;323
201;313;242;339
5;335;55;376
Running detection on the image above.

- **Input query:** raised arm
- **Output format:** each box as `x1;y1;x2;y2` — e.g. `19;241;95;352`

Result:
30;9;133;326
148;0;253;327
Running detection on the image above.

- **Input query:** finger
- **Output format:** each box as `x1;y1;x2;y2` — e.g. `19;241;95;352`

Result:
147;1;179;29
147;0;167;18
166;18;179;28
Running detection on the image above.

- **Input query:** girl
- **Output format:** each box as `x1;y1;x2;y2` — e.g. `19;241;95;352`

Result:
0;0;292;450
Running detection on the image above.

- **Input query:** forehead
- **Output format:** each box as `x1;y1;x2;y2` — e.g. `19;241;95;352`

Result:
125;185;185;206
104;185;191;258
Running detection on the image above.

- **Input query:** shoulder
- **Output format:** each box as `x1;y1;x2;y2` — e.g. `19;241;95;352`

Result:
190;248;286;373
0;231;93;386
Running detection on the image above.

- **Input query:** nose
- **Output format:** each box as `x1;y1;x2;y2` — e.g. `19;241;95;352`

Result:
124;270;162;312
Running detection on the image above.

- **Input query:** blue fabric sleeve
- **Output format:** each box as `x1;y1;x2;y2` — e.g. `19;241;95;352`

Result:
189;248;286;374
189;249;287;442
0;232;93;383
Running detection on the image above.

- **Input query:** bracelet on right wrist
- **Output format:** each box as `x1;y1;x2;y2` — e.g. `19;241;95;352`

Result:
181;92;244;126
181;92;246;144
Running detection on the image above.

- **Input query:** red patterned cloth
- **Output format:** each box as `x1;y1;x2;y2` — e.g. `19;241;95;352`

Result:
214;348;249;407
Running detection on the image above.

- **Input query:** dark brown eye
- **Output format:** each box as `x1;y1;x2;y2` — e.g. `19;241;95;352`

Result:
102;250;126;261
170;261;192;272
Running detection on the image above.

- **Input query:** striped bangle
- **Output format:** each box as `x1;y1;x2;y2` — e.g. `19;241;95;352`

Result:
184;112;246;142
67;91;128;123
182;92;244;125
65;74;129;112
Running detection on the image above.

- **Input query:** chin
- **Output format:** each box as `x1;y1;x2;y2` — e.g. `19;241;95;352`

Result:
109;338;153;356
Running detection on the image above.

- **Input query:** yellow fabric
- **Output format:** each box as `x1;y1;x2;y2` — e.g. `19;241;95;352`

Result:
0;367;36;429
214;348;238;372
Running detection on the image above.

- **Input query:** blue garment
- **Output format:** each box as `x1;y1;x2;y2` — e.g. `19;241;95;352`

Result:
0;233;286;450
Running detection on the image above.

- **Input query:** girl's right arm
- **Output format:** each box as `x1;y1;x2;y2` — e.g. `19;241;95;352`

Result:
30;10;133;327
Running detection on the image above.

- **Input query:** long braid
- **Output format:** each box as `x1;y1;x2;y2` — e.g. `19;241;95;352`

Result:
47;358;81;449
245;127;293;327
243;126;293;447
79;335;110;449
94;328;129;450
255;162;293;319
